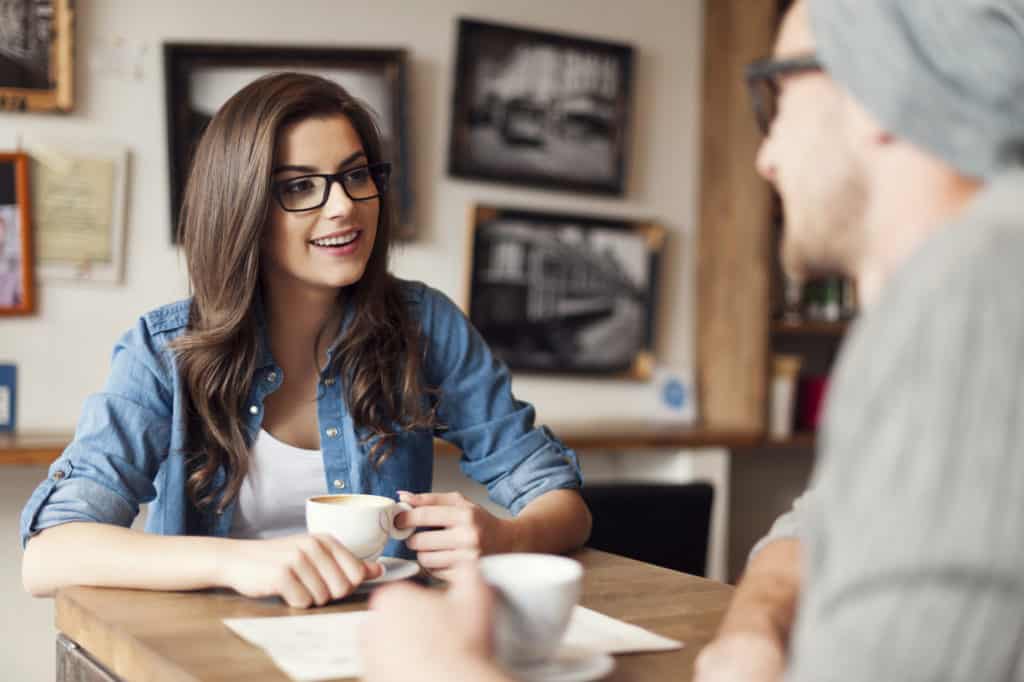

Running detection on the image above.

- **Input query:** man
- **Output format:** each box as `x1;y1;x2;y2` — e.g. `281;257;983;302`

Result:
697;0;1024;678
362;0;1024;679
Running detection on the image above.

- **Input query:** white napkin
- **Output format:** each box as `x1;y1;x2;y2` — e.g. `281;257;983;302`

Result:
224;605;683;681
563;605;683;654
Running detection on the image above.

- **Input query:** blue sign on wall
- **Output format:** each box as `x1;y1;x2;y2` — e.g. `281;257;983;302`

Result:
0;364;16;432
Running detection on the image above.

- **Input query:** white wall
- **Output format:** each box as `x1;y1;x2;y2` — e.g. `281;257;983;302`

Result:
0;0;704;430
0;2;709;679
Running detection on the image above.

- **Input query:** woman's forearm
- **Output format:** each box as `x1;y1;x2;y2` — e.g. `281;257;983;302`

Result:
507;489;592;554
22;522;230;597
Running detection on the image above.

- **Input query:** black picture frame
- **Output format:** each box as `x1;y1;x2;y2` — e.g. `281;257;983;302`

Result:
448;18;634;196
465;205;664;379
163;43;413;242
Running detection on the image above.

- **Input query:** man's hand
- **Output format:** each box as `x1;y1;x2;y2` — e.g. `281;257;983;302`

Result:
694;632;786;682
693;537;802;682
360;562;512;682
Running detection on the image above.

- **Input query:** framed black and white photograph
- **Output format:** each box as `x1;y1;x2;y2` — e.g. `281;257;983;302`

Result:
466;205;664;378
449;19;634;196
0;0;73;112
164;43;413;242
0;153;35;315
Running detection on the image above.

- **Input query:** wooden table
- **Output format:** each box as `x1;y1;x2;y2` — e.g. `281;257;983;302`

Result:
55;549;734;681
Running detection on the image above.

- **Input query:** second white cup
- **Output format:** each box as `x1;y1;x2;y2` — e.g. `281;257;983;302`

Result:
479;553;583;667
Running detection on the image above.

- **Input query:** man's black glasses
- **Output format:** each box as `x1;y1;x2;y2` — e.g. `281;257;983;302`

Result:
272;162;391;212
745;55;822;134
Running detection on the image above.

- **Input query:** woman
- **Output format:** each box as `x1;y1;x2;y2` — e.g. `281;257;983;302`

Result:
20;73;591;608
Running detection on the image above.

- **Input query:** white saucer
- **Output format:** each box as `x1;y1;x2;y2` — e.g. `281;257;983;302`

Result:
505;646;615;682
355;557;421;592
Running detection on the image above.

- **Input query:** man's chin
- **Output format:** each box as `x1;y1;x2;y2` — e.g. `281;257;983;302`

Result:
781;239;847;283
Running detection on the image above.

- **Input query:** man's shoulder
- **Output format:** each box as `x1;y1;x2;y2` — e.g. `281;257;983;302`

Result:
881;177;1024;313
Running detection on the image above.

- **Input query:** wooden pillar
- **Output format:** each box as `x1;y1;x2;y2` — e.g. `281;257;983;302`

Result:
696;0;777;433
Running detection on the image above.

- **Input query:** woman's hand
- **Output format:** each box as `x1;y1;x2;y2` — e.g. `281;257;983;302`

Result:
218;534;383;608
396;491;515;578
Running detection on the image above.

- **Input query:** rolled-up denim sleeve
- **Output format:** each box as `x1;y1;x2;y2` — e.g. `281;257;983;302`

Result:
19;319;173;547
419;286;583;515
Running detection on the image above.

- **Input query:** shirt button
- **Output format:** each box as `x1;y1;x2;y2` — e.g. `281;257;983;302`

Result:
333;479;346;490
325;427;339;438
324;377;336;386
249;405;259;415
52;470;65;481
266;371;277;383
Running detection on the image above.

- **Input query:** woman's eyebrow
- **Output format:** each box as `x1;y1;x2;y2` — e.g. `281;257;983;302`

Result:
272;151;367;175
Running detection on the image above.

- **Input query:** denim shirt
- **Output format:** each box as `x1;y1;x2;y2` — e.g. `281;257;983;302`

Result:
20;280;583;558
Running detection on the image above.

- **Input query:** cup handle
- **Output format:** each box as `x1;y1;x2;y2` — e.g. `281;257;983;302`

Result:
388;501;415;541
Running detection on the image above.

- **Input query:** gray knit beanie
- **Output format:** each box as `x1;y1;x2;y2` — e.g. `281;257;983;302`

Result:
808;0;1024;179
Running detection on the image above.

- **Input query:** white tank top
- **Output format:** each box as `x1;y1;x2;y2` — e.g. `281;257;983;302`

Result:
229;429;327;539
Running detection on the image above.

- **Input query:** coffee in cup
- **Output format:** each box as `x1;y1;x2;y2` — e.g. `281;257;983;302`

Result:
305;493;414;561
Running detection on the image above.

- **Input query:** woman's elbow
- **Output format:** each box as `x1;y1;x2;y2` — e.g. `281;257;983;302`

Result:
22;535;57;598
578;498;594;547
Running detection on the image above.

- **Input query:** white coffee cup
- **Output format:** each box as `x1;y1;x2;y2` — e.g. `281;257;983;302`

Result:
479;553;583;666
305;494;414;561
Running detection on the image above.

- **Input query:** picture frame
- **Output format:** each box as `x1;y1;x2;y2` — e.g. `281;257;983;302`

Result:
0;0;74;112
0;153;35;315
24;137;129;283
164;43;413;242
465;204;664;379
448;18;634;196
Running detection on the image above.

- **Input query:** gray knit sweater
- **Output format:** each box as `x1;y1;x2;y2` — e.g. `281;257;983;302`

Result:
782;171;1024;681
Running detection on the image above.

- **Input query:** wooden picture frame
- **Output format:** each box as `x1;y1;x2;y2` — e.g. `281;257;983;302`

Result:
0;153;35;315
448;18;634;196
465;204;664;379
163;43;413;242
0;0;74;112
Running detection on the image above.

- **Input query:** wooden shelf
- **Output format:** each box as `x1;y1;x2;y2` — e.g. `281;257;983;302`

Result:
762;431;817;449
771;320;850;336
0;431;71;466
2;426;770;466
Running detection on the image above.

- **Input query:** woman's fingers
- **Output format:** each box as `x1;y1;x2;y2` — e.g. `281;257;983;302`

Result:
302;536;352;600
288;548;332;606
397;504;472;530
416;548;481;571
277;565;316;608
407;527;481;552
398;491;471;508
317;534;384;590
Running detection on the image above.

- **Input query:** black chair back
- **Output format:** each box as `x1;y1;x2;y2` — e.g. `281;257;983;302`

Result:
580;482;713;577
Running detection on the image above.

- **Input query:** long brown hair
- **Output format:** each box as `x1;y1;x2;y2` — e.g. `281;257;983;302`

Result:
172;72;435;512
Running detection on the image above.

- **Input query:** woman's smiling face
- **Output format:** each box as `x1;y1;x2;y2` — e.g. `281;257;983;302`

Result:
261;115;380;296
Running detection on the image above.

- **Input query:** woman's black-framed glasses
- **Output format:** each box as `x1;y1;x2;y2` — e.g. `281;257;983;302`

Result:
272;162;392;212
745;55;822;134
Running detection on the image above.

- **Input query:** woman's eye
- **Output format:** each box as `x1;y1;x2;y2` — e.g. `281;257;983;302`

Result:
346;168;371;183
283;178;316;195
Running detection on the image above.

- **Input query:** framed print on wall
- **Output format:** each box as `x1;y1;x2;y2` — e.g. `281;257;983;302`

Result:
0;0;74;112
448;18;634;196
465;205;664;379
25;137;129;283
0;153;35;315
164;43;413;242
